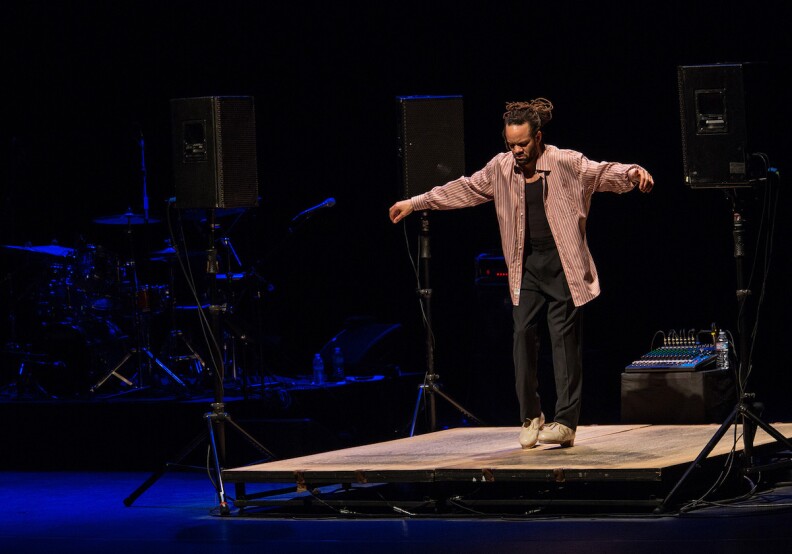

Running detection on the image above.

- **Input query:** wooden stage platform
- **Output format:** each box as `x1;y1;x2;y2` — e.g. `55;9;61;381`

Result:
222;423;792;514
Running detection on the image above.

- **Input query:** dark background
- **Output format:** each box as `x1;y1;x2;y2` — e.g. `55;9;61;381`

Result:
2;1;790;426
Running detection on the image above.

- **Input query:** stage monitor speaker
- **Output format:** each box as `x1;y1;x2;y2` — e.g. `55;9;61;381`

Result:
171;96;259;209
677;63;772;188
396;95;465;198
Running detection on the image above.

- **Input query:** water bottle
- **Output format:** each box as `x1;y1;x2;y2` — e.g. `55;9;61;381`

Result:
715;330;729;370
331;346;345;382
312;353;325;385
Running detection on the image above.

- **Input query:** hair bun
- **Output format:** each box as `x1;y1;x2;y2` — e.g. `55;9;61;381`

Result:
504;98;554;127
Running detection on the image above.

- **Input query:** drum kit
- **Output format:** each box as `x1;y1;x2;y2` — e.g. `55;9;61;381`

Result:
1;207;260;399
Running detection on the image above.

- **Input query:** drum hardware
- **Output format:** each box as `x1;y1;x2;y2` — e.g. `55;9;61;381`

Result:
209;232;254;386
148;245;206;264
73;244;123;296
2;244;76;258
0;346;52;400
20;316;128;398
92;211;161;226
89;287;187;395
146;240;210;390
147;230;255;390
3;243;80;322
89;344;182;394
160;329;208;389
135;284;171;314
14;357;57;399
88;211;187;395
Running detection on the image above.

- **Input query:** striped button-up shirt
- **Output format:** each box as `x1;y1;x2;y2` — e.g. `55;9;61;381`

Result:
410;145;641;307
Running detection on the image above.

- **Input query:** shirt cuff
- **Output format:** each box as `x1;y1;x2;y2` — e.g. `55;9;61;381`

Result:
411;195;430;211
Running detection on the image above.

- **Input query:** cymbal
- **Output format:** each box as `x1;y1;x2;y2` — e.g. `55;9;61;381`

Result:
215;272;248;281
93;212;161;225
149;247;205;261
150;246;178;256
2;244;75;258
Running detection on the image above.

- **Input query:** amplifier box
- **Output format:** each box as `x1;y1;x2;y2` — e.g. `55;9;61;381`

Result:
621;369;735;424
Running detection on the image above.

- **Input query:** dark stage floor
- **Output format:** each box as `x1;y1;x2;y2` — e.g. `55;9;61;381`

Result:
2;470;792;553
3;367;792;552
4;334;792;552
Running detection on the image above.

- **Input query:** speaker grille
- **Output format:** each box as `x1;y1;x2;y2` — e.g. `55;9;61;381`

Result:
215;97;259;207
172;96;259;209
397;96;465;198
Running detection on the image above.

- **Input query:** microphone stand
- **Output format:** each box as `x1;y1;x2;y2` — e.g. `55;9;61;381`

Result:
288;197;336;234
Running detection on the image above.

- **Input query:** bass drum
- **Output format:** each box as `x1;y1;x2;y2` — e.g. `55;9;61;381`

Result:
33;317;127;397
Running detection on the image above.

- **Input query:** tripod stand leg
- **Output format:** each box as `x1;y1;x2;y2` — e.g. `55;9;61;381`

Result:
409;382;486;436
178;331;207;371
205;411;230;515
124;428;208;507
409;385;426;437
142;347;187;389
655;405;739;513
741;405;792;452
123;406;275;509
432;386;486;425
90;352;135;393
741;406;792;476
224;416;276;460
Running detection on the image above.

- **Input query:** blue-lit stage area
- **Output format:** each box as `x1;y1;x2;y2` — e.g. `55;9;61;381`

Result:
3;2;792;552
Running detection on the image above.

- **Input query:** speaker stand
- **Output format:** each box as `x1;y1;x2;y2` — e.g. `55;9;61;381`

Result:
409;212;484;435
656;184;792;513
123;209;274;514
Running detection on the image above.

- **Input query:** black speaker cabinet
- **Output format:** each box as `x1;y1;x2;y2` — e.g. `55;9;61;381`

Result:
171;96;259;209
621;369;735;424
396;95;465;198
677;63;772;188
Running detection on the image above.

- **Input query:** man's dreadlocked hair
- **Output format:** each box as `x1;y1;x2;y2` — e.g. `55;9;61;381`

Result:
503;98;554;135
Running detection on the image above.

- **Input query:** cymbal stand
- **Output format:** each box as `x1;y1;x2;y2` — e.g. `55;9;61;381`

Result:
409;212;484;435
89;217;187;395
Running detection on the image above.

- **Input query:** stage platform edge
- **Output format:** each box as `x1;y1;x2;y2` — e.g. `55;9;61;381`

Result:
221;423;792;512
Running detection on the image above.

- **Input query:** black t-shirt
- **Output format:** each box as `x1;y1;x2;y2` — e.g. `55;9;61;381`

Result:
525;176;552;241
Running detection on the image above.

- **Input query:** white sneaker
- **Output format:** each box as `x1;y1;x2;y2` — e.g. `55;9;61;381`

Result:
519;413;545;448
537;422;575;447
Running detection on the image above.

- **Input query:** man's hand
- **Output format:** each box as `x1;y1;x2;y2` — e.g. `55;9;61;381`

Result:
389;200;414;223
628;167;654;193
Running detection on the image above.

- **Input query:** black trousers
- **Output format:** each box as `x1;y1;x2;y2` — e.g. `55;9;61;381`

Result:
512;237;582;429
